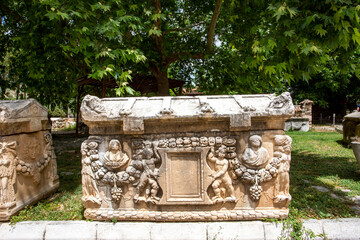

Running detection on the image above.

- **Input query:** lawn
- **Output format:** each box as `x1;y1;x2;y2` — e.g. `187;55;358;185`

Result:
288;131;360;219
10;131;360;223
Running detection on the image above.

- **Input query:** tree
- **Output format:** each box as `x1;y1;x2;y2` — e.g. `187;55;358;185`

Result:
2;0;360;99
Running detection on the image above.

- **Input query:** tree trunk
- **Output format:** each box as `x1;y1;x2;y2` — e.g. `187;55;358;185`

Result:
156;71;170;96
151;66;170;96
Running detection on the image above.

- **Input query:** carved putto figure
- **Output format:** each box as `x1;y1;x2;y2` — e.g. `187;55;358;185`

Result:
133;146;161;204
103;139;129;171
208;146;236;203
81;141;102;208
242;135;269;169
0;141;17;206
273;135;292;204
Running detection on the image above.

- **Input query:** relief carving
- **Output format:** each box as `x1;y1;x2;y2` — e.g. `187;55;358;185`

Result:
103;139;129;171
267;92;294;114
81;141;102;208
0;141;17;207
133;144;161;204
273;135;292;205
0;107;10;122
15;133;57;184
44;133;59;183
81;95;106;116
231;135;280;201
208;146;236;203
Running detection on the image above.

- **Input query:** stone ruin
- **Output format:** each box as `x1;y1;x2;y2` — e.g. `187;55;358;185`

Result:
0;99;59;221
80;93;294;221
285;99;313;132
343;111;360;144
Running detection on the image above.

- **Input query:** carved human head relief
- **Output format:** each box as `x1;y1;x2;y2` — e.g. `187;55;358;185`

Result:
249;135;262;150
109;139;121;152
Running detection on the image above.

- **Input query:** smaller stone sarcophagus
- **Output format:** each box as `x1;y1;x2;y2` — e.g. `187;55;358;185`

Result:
81;93;294;221
0;99;59;221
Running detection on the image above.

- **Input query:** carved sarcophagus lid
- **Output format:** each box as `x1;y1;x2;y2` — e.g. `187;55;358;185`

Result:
0;99;50;136
0;99;58;221
81;93;294;221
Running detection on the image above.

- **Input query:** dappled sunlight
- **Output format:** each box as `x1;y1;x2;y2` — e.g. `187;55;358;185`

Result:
288;131;360;219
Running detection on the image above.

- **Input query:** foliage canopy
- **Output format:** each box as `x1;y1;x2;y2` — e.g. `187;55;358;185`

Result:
1;0;360;107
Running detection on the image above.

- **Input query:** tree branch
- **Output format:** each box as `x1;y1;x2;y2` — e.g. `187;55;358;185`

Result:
164;21;206;34
165;52;205;68
151;0;165;62
206;0;223;52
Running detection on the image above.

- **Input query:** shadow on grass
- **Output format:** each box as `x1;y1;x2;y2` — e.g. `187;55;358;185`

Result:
10;134;87;223
289;148;360;219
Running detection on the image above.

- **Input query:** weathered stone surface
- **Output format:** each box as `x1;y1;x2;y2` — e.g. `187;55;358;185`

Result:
0;99;50;136
81;93;294;221
151;223;206;240
302;219;325;240
321;218;360;240
208;222;265;240
263;222;285;240
285;117;310;132
45;221;97;240
343;111;360;144
0;221;47;240
0;100;59;221
285;99;313;132
97;222;151;240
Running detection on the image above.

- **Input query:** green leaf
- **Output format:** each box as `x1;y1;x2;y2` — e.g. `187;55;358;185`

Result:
57;11;70;20
149;28;162;36
264;66;276;76
45;12;58;20
284;30;295;37
287;7;298;18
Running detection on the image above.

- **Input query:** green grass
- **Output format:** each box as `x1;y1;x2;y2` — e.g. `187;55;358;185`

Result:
10;135;85;223
288;131;360;219
10;131;360;223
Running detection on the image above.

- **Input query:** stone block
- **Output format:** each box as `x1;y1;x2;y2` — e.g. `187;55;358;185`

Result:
207;222;264;240
81;93;294;221
45;221;97;240
97;222;152;240
321;218;360;240
0;99;58;221
151;222;206;240
0;221;47;240
263;222;284;240
302;219;324;240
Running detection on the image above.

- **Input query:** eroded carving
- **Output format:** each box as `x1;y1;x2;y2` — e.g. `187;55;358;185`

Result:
104;139;129;171
0;107;10;122
267;92;294;114
15;133;58;184
199;103;215;113
133;144;161;204
81;95;106;116
208;146;236;203
81;141;102;208
231;135;280;201
273;135;292;205
0;141;17;207
241;135;270;169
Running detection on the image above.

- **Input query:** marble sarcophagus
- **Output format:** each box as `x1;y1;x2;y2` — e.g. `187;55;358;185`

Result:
80;93;294;221
0;99;59;221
